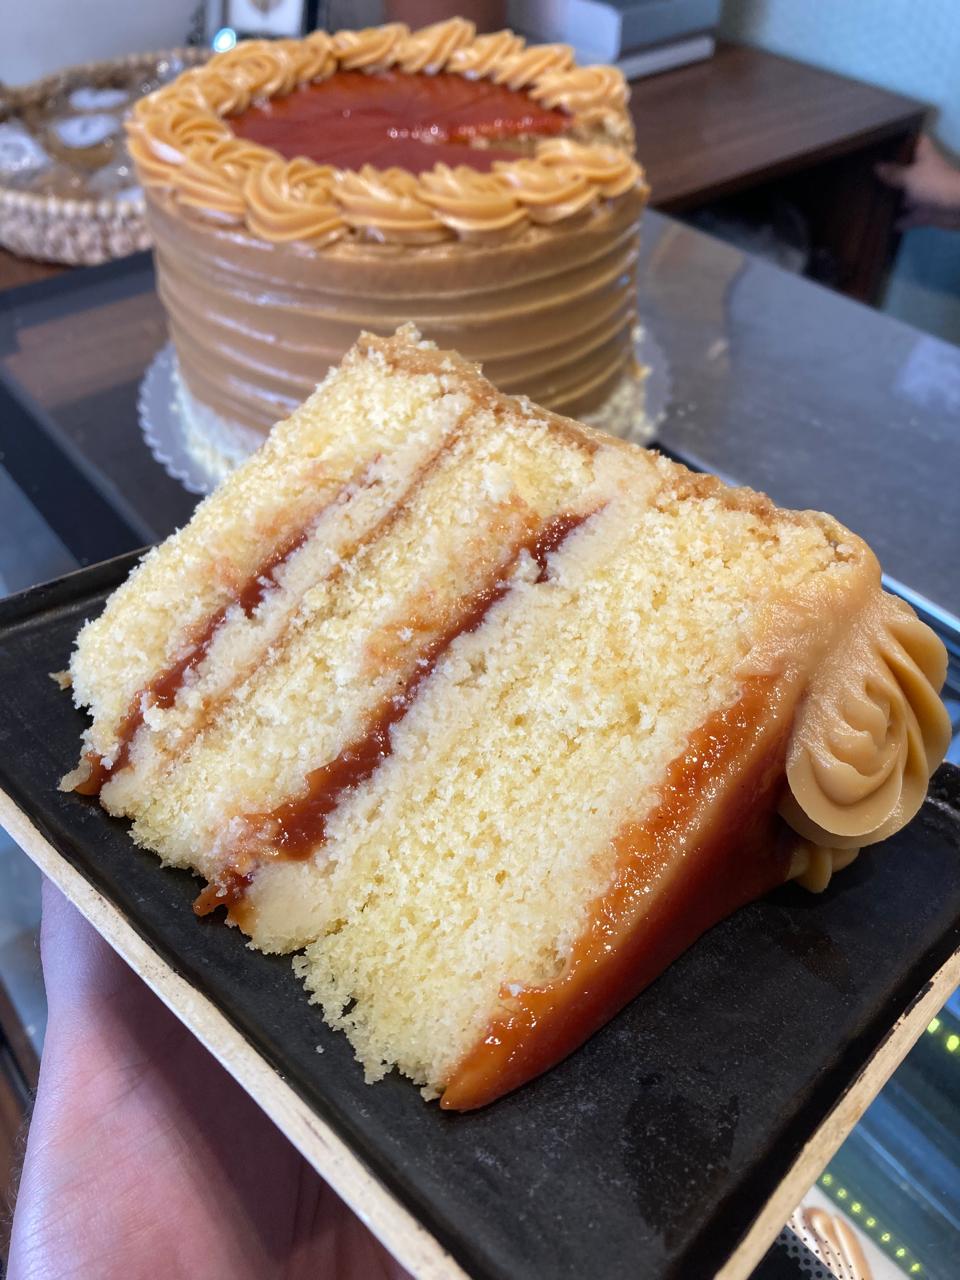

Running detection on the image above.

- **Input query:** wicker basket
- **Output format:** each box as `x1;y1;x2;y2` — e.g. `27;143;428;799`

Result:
0;47;208;266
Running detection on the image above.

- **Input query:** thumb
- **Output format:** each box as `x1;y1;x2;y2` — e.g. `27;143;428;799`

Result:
875;160;907;189
40;877;130;1018
913;134;937;162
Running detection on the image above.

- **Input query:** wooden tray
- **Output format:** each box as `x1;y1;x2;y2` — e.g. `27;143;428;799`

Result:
2;551;959;1280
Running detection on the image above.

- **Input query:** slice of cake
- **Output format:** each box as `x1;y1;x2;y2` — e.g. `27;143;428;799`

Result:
63;327;950;1109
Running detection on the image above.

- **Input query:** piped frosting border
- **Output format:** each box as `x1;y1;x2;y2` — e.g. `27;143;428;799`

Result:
126;19;648;245
781;591;951;852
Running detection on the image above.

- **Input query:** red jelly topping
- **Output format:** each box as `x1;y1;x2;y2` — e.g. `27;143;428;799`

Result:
230;70;570;173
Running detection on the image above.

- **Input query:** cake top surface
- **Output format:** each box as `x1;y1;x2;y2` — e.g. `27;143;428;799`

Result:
126;20;648;246
229;69;571;173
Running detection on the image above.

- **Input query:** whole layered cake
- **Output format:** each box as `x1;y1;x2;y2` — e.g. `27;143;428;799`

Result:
126;20;649;467
64;328;950;1109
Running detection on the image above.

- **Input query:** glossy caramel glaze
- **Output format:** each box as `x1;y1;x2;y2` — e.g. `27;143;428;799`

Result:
441;674;800;1110
230;70;569;174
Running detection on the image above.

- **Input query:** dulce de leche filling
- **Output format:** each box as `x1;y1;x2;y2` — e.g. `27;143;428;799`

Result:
228;69;570;173
71;461;387;798
73;526;310;798
196;509;594;921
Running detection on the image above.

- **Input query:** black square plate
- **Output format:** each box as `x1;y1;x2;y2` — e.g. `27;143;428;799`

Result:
1;553;959;1280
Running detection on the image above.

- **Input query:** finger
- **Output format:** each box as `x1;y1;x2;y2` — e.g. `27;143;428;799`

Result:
897;204;960;231
914;134;936;162
40;877;129;1016
917;209;960;230
875;161;907;189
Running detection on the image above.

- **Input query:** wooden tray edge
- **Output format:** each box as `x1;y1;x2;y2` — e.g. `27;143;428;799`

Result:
0;786;468;1280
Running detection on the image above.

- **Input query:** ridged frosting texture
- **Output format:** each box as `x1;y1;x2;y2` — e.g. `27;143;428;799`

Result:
126;19;646;245
146;183;645;432
781;591;951;850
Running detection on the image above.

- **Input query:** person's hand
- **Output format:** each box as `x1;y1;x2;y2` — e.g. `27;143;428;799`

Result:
8;880;410;1280
876;135;960;230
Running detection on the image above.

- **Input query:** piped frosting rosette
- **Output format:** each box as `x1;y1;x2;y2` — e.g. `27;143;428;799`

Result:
125;18;647;246
781;592;950;851
735;524;950;893
245;157;344;245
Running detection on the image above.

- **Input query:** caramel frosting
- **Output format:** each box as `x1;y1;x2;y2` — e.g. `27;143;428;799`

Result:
335;166;447;244
332;22;410;72
537;138;642;198
417;164;528;239
531;66;632;137
127;100;230;179
447;30;525;79
126;19;644;246
493;157;596;223
781;590;950;850
213;40;303;99
175;67;252;117
146;182;644;431
245;157;343;245
793;1207;873;1280
174;137;273;223
729;525;951;885
394;17;475;74
493;43;575;89
291;32;338;82
787;841;861;893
